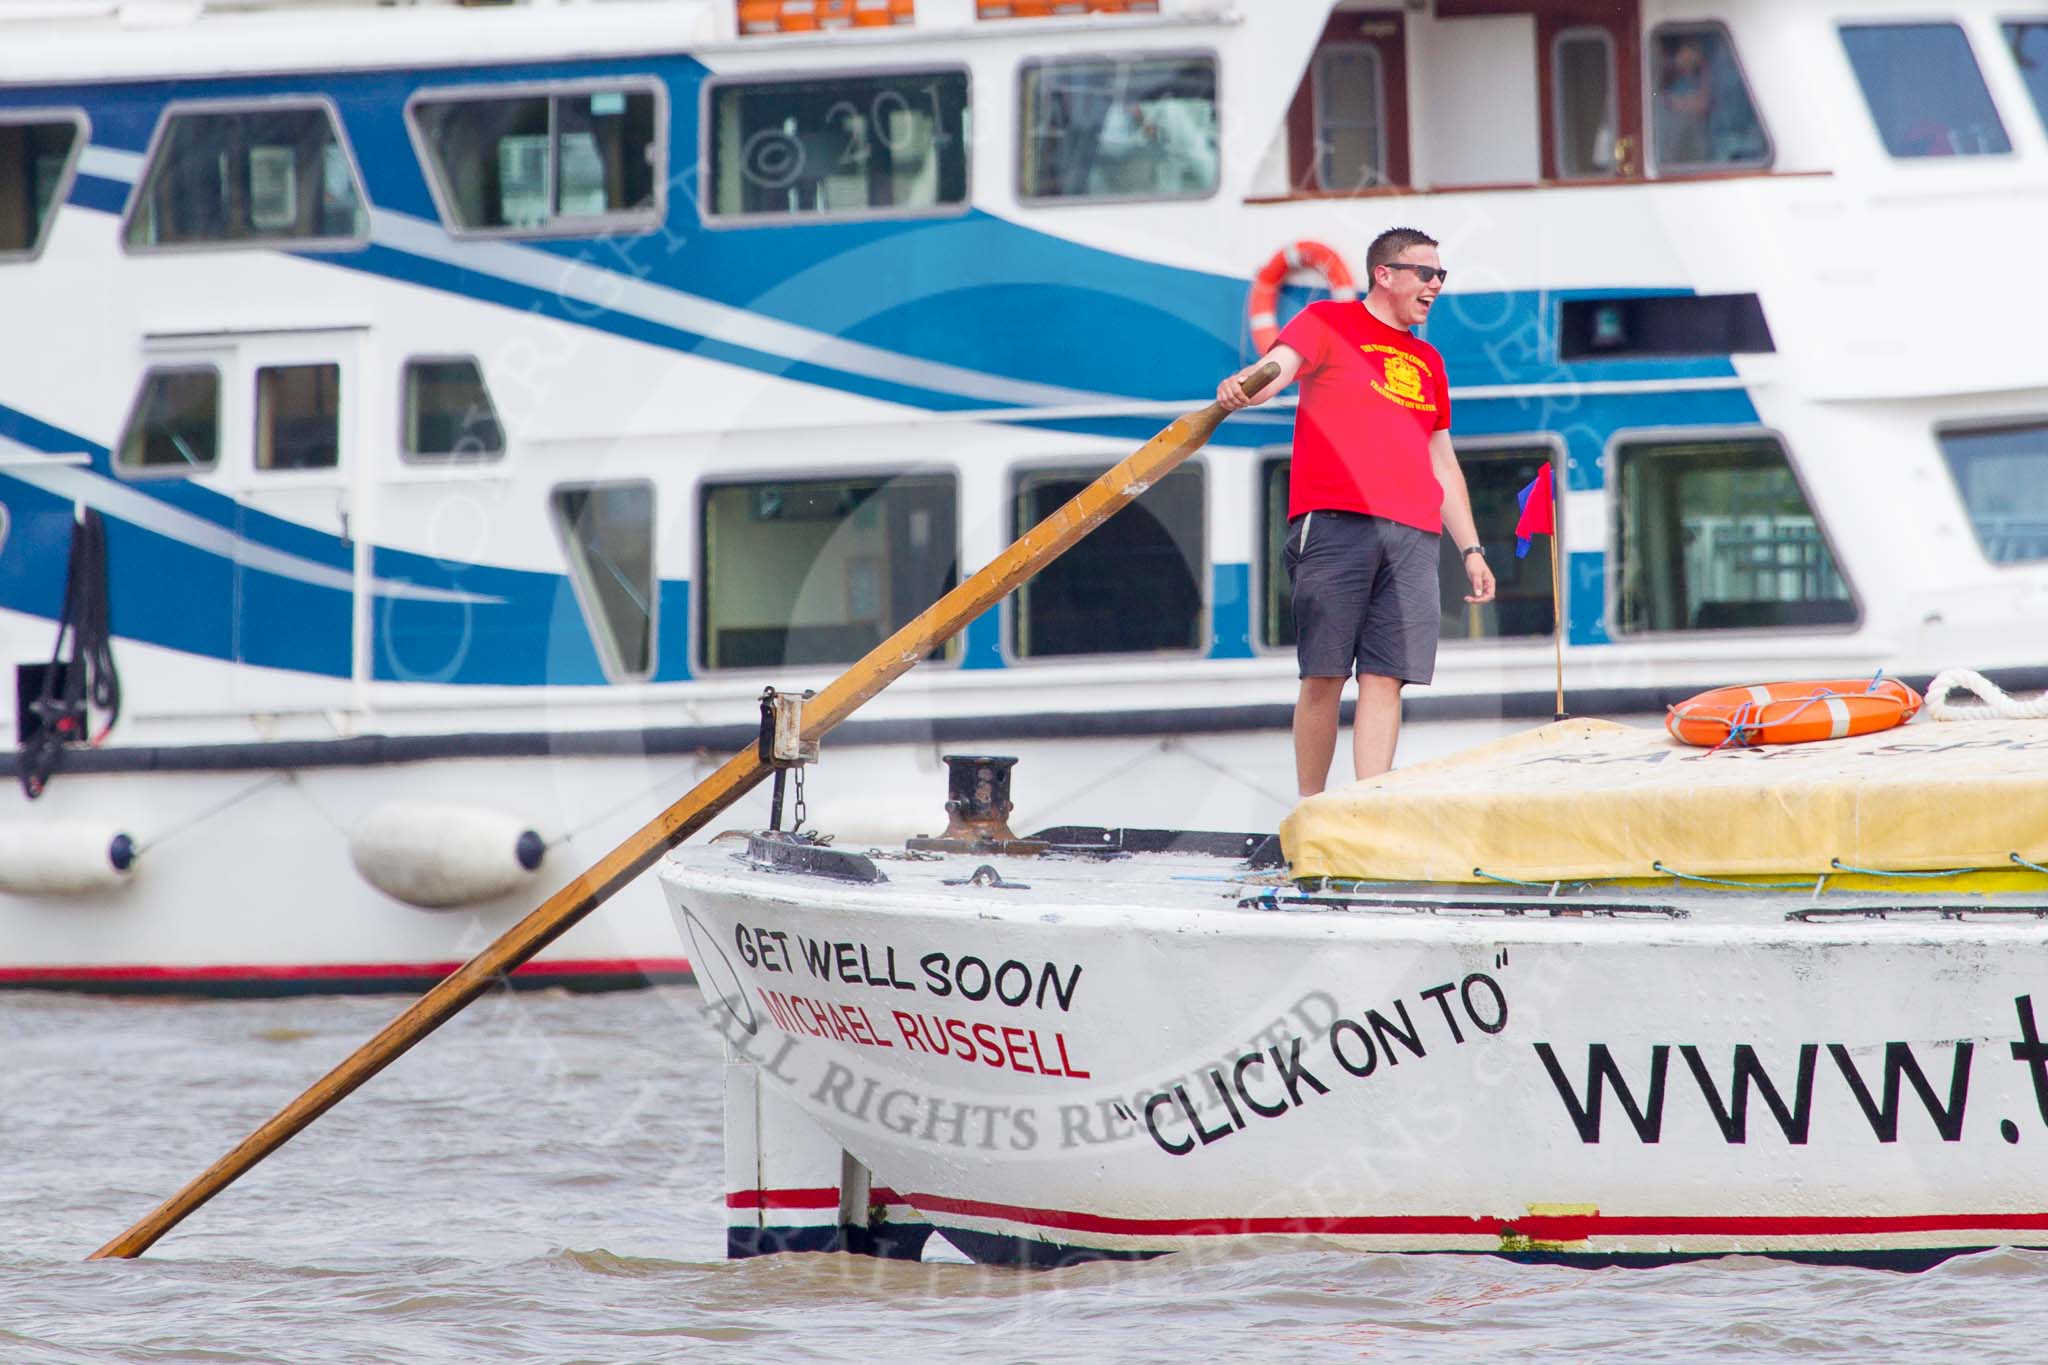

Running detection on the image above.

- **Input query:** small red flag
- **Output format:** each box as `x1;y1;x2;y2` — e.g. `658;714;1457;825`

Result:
1514;464;1555;559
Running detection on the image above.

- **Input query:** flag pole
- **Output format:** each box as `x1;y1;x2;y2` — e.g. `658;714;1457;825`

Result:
1548;532;1565;720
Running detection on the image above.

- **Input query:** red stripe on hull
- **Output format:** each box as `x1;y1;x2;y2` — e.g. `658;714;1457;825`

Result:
727;1186;909;1211
0;957;693;988
728;1187;841;1211
723;1188;2048;1242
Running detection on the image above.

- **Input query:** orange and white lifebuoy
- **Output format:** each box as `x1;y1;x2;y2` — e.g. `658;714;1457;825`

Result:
1665;678;1923;749
1249;241;1357;353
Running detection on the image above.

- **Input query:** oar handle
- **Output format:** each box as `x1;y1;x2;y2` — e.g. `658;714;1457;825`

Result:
88;359;1279;1261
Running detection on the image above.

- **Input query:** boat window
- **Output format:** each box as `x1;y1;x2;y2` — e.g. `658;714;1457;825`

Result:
2004;22;2048;132
402;358;505;462
1019;55;1218;202
706;70;969;220
124;103;367;250
0;112;83;261
1559;294;1775;361
1937;421;2048;565
255;364;340;471
700;475;956;670
554;481;657;680
1649;24;1771;172
1012;464;1203;657
115;367;220;476
1261;452;1559;647
1441;447;1558;641
1313;44;1386;191
411;83;662;234
1552;27;1618;178
1840;23;2011;157
1615;437;1855;635
1259;457;1293;648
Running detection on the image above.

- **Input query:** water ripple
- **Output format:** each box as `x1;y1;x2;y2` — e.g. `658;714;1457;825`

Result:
6;989;2048;1362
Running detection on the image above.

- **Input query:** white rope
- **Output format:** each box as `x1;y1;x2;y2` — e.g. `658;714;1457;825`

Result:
1925;668;2048;720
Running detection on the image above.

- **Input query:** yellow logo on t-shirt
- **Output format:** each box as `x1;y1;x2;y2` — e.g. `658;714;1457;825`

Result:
1382;354;1424;403
1360;343;1438;412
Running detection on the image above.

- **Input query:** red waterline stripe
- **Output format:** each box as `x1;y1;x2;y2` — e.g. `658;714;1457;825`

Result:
0;957;694;985
727;1186;908;1211
896;1193;2048;1242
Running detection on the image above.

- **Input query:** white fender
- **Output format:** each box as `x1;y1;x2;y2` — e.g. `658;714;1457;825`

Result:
0;823;137;895
347;801;546;910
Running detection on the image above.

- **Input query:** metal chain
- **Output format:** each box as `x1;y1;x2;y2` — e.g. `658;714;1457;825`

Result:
791;764;808;834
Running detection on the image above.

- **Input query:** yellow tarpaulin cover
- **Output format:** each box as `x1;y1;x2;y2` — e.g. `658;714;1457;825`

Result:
1280;717;2048;884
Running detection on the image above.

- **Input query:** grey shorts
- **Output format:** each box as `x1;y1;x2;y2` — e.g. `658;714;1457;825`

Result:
1283;510;1441;684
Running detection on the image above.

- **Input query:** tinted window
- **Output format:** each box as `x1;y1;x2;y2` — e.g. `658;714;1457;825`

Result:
1650;24;1771;170
116;367;220;475
403;358;505;460
1264;452;1559;646
1260;458;1294;648
1841;23;2010;157
1013;465;1203;657
1938;422;2048;564
255;364;340;471
1020;56;1217;201
1616;437;1854;634
2005;23;2048;132
708;71;968;219
1314;46;1385;191
413;85;660;233
699;474;957;670
1439;448;1557;640
0;115;83;259
554;482;656;679
125;105;366;249
1558;294;1775;361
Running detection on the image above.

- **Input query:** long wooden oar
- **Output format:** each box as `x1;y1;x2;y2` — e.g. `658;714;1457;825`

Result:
89;361;1279;1260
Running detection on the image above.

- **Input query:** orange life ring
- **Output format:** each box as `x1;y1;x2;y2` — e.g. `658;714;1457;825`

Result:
1665;678;1923;749
1249;241;1357;353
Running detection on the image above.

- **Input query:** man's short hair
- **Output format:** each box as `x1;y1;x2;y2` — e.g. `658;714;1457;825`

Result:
1366;227;1439;278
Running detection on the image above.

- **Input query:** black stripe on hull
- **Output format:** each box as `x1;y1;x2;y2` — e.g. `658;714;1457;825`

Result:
13;668;2042;778
0;966;695;1000
931;1229;1996;1273
728;1223;935;1261
934;1226;1166;1269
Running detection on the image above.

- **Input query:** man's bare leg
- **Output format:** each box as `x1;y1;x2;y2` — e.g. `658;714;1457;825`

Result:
1294;676;1347;796
1353;672;1404;780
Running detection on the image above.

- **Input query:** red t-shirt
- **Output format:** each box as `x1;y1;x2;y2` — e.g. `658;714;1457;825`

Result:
1276;301;1451;530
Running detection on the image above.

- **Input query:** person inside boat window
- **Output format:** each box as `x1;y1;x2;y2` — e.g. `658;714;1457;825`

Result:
1651;28;1770;171
1655;37;1713;167
1215;227;1493;796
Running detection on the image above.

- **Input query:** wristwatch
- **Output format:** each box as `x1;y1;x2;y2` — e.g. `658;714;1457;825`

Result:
1461;544;1485;558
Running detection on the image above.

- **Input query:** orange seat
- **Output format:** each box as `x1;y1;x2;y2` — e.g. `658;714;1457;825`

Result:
741;0;906;32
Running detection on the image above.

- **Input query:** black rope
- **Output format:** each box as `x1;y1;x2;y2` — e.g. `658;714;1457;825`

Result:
20;508;119;800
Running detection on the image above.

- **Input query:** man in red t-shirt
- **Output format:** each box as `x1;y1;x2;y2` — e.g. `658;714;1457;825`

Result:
1218;227;1495;795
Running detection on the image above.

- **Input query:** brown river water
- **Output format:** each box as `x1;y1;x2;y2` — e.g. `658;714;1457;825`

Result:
4;985;2045;1363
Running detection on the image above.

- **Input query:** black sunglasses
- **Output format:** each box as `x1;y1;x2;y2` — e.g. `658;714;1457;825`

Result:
1382;263;1449;285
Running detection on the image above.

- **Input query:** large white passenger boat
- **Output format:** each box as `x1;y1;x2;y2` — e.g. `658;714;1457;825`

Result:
4;0;2047;990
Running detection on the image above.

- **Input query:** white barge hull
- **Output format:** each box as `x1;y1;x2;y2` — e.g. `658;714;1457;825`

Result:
665;850;2048;1269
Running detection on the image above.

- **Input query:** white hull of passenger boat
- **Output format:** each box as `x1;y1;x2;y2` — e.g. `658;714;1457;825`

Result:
0;719;1523;991
0;756;698;992
662;718;2048;1268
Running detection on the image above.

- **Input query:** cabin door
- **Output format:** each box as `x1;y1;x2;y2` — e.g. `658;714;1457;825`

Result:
1540;2;1643;180
226;329;364;711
